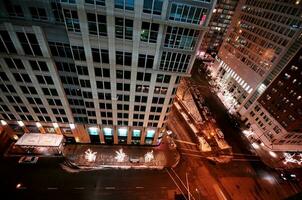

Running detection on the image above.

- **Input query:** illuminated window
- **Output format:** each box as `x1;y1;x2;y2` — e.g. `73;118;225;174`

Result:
88;127;98;135
118;128;127;136
146;130;155;138
103;127;113;136
132;129;141;137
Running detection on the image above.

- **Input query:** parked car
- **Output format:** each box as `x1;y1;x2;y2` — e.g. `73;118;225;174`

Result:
129;157;140;163
18;156;38;164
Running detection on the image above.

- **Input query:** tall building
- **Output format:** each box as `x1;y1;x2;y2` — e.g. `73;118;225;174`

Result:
0;0;215;145
199;0;238;56
212;0;302;151
246;47;302;151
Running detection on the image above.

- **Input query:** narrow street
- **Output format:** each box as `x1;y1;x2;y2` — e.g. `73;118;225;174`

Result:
166;60;302;200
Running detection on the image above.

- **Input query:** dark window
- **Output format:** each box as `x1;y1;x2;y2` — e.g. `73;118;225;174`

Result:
42;88;50;95
141;22;159;43
76;65;88;75
29;7;48;20
95;68;102;76
63;9;80;32
103;68;110;77
72;46;86;61
91;48;109;63
4;2;24;17
85;0;105;6
115;17;133;39
87;13;107;36
20;86;29;94
17;32;42;56
143;0;163;15
138;54;154;68
116;51;132;66
0;31;17;53
115;0;134;10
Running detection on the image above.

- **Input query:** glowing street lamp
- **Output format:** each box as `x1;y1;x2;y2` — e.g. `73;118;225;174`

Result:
0;120;7;126
36;122;42;128
69;123;75;129
17;121;25;127
53;123;59;128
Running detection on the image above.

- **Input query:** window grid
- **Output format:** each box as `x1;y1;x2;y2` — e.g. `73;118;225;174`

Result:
143;0;163;15
159;51;191;72
140;22;159;43
115;17;133;40
169;3;208;25
165;26;199;50
115;0;134;10
87;13;107;36
63;9;80;32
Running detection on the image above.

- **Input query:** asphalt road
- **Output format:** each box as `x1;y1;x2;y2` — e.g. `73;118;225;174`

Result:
0;157;178;200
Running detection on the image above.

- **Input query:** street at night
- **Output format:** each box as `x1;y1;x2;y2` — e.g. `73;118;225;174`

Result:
1;157;177;200
0;0;302;199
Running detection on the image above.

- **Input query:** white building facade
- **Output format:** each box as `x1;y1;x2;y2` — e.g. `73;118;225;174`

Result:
0;0;215;145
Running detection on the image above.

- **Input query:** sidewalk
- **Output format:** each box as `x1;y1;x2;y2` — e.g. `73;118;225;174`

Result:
63;135;180;170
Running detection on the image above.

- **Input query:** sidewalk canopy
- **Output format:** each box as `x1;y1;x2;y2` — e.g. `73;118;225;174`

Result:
15;133;64;147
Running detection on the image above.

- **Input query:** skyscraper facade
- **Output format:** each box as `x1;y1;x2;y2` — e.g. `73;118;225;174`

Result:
212;0;302;151
246;47;302;151
199;0;238;56
0;0;215;145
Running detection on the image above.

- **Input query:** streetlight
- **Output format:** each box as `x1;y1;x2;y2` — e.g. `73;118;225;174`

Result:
0;120;7;126
17;120;25;127
69;123;75;129
36;122;42;128
53;122;59;128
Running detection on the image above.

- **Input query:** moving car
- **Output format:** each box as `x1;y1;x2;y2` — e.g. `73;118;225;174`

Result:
280;171;299;182
18;156;39;164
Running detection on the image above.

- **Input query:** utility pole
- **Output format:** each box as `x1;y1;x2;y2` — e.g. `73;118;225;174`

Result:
186;172;190;200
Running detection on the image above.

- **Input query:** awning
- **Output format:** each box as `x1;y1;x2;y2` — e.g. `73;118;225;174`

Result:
15;133;64;147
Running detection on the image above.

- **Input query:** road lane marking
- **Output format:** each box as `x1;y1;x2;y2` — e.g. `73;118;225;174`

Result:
136;186;144;189
105;187;115;190
74;187;85;190
160;186;167;189
47;187;58;190
174;139;197;145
